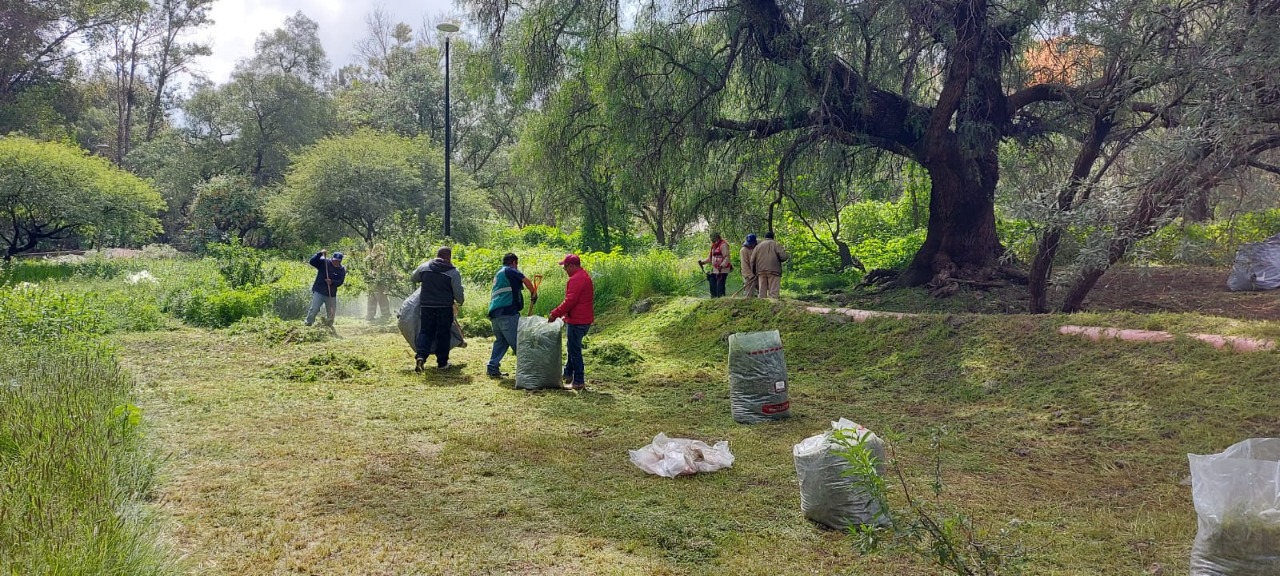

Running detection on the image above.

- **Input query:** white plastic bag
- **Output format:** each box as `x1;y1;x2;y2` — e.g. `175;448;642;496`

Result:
1189;438;1280;575
628;433;735;478
794;418;887;529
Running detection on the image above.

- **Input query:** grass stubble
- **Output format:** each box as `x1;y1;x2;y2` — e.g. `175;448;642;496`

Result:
114;297;1280;575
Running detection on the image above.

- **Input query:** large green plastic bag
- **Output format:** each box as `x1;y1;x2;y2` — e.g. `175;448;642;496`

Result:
794;419;887;529
516;316;563;390
727;330;791;423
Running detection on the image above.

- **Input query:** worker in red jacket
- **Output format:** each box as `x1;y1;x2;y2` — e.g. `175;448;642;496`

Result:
548;253;594;390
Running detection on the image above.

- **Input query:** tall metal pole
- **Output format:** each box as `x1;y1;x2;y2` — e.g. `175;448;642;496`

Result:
442;34;452;238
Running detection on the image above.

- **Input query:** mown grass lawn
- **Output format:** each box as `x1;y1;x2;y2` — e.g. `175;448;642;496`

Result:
116;297;1280;575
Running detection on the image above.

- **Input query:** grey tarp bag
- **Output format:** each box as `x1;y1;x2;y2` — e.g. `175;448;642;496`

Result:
396;287;464;353
1227;234;1280;291
515;316;563;390
794;420;888;529
727;330;791;423
1189;438;1280;575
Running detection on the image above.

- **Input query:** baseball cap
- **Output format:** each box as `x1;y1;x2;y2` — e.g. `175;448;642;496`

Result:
331;252;344;261
558;254;581;266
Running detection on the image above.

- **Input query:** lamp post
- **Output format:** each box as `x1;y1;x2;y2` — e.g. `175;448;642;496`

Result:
437;22;459;238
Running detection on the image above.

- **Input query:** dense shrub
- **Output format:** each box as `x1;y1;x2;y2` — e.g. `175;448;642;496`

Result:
207;238;280;288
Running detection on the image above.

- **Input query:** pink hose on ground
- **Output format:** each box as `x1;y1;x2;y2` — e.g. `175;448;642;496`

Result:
804;307;915;321
802;307;1274;352
1058;325;1275;352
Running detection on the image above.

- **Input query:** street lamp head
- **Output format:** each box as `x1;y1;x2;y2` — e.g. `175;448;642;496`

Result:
436;22;459;33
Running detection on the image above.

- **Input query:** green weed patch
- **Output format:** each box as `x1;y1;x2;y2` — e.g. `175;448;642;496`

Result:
226;316;333;345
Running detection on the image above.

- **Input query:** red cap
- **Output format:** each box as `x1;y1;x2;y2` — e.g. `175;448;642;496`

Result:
558;253;581;266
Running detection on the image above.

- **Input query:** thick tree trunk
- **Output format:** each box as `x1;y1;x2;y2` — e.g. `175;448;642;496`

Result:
901;150;1001;288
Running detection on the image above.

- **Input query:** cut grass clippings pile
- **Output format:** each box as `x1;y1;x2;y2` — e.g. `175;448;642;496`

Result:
113;297;1280;575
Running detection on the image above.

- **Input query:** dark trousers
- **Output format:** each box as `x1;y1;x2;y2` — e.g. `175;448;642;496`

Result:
416;307;453;367
563;323;591;385
709;273;728;298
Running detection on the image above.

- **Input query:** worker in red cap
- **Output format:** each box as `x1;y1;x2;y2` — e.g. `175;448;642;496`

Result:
547;253;594;390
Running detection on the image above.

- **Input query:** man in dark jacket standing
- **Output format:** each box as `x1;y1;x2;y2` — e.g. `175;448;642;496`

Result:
547;253;594;390
411;246;465;372
305;249;346;326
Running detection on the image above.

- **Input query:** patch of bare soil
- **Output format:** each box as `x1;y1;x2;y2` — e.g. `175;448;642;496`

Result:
1065;266;1280;321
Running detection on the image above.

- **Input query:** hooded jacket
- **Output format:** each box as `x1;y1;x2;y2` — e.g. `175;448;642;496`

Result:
411;258;465;309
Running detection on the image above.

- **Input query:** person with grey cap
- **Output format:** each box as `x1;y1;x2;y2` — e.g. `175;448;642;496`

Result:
305;249;346;326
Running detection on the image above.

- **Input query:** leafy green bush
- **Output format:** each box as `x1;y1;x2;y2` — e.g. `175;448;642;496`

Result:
165;285;272;328
73;251;136;280
0;346;175;575
98;286;166;333
268;285;311;320
207;238;280;288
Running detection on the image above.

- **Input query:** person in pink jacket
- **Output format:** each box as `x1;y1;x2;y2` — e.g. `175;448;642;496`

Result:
548;254;594;390
698;231;733;297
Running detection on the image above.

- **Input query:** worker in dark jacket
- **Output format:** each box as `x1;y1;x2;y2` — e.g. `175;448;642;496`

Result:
410;246;465;372
547;253;594;390
305;249;346;326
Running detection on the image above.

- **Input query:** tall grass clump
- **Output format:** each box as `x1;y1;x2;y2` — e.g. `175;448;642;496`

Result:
0;346;175;575
0;283;175;574
0;260;77;284
519;250;688;314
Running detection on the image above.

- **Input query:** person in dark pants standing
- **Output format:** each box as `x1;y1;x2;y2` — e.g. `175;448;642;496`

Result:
410;246;465;372
305;249;346;326
547;253;594;390
698;231;732;297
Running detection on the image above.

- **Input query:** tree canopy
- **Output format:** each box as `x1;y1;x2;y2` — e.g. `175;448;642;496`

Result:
470;0;1280;307
0;135;163;259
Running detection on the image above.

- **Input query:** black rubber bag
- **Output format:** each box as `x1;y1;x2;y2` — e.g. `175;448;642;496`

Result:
396;287;464;352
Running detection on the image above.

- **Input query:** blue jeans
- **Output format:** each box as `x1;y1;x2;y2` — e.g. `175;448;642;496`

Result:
563;323;590;385
305;290;336;325
487;314;518;375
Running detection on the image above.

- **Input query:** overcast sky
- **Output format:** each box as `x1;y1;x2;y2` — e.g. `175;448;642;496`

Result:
190;0;458;85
